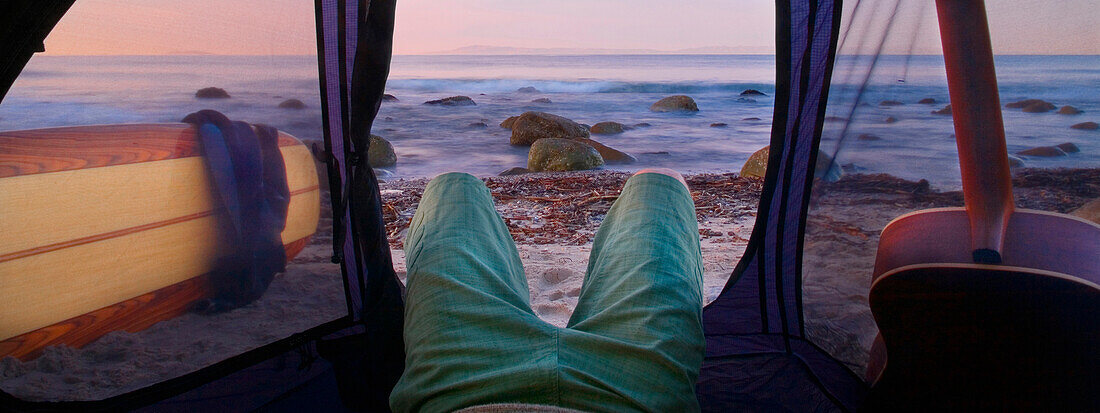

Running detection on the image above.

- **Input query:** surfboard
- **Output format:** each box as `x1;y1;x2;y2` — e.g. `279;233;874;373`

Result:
0;123;321;359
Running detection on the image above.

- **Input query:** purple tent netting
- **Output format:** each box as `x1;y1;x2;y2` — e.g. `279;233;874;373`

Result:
698;0;868;411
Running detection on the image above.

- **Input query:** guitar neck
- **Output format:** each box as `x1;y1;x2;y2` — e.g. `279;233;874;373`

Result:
935;0;1015;263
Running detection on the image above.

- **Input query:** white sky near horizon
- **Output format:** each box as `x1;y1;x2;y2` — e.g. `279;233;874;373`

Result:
39;0;1100;56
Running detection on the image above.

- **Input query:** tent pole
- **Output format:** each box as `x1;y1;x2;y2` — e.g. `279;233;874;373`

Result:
934;0;1014;264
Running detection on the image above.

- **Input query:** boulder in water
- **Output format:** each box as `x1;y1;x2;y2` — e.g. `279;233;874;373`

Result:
368;135;397;167
650;95;699;112
467;122;488;128
501;116;519;129
1007;155;1026;168
932;105;952;115
528;138;604;172
577;138;636;164
710;122;728;128
633;122;653;128
382;94;399;102
740;89;767;96
278;99;306;109
857;134;881;141
879;100;903;106
884;116;898;123
1017;146;1066;157
742;117;762;121
532;97;552;104
824;116;847;122
1055;142;1080;153
510;111;590;145
740;145;842;182
1057;105;1081;115
1071;122;1099;130
195;87;230;99
1005;98;1054;110
590;121;625;135
424;96;476;106
1022;101;1056;113
517;86;540;93
918;98;937;104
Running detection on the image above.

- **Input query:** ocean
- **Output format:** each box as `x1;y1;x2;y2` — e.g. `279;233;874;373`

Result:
2;54;1097;188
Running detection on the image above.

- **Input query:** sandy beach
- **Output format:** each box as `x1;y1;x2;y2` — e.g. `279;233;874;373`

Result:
3;168;1098;401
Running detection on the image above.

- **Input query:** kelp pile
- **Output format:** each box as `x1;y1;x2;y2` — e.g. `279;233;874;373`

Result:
378;172;764;248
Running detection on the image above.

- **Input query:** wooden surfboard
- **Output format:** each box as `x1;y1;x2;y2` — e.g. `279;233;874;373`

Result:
0;123;321;359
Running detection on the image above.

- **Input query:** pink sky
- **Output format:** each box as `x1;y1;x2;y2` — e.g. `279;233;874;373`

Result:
41;0;1099;56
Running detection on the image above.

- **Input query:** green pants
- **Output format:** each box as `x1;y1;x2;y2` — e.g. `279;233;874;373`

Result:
390;172;705;413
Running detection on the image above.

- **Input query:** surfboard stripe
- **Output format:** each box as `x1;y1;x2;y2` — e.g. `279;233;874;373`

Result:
0;124;302;178
0;185;319;264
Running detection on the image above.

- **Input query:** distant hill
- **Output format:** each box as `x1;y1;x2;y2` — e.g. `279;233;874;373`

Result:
421;45;774;55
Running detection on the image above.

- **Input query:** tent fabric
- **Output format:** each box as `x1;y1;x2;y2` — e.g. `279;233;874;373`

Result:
698;0;868;411
0;0;871;411
0;0;75;104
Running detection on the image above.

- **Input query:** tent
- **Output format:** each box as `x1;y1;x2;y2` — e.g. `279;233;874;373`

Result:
1;0;1096;411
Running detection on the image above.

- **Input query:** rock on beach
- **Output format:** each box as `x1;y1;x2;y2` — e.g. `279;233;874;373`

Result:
1017;146;1067;157
577;138;636;164
510;111;590;145
368;135;397;167
650;95;699;112
740;145;842;182
528;138;604;172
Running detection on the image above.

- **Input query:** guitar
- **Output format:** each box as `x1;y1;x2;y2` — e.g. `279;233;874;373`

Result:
862;0;1100;411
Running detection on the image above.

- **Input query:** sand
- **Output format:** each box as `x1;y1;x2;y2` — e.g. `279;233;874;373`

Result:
3;168;1096;401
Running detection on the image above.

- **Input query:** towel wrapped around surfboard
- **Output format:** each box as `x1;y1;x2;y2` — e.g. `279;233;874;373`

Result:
0;113;321;359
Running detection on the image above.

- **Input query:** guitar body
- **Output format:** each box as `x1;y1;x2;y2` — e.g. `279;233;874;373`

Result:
864;208;1100;411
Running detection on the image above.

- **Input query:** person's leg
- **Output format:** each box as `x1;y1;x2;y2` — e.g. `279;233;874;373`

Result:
559;169;706;412
390;172;558;413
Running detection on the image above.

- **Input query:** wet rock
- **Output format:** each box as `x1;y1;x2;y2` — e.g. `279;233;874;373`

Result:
498;167;531;176
632;122;652;128
517;86;541;93
278;99;306;109
510;111;590;145
1022;101;1056;113
1007;155;1026;168
384;117;394;121
857;134;882;141
577;138;636;163
195;87;230;99
467;122;488;128
590;121;625;135
1016;146;1066;157
424;96;476;106
528;138;604;172
737;97;756;103
382;94;399;102
1070;198;1100;225
825;116;848;122
740;145;842;182
650;95;699;112
710;122;729;128
742;117;762;121
1005;99;1054;110
884;116;898;123
1055;142;1080;153
501;116;519;129
879;100;903;106
740;89;767;96
1071;122;1099;130
1057;105;1081;115
918;98;937;104
368;135;397;167
532;97;552;104
932;104;952;115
